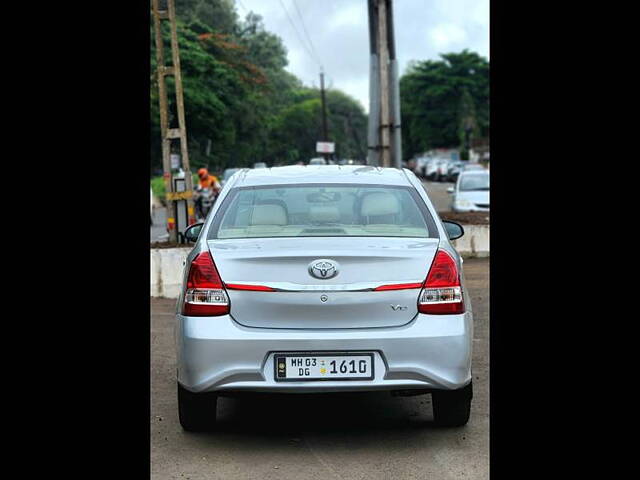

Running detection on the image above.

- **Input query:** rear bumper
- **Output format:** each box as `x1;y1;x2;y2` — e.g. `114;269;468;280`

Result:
176;312;473;394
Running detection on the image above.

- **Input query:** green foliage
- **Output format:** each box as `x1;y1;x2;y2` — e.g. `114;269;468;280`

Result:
266;88;367;164
150;1;367;176
177;0;238;34
400;50;489;160
150;175;166;198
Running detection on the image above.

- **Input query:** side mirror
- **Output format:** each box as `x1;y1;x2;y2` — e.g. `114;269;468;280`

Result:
184;223;204;243
442;220;464;240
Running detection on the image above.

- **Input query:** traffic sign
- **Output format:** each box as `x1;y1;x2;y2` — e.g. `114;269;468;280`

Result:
316;142;335;153
166;190;193;201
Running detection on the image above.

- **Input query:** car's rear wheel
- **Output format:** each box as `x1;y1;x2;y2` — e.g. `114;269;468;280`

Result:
432;381;472;427
178;383;218;431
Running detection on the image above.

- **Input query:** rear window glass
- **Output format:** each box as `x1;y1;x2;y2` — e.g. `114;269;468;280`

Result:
209;184;437;239
459;173;490;191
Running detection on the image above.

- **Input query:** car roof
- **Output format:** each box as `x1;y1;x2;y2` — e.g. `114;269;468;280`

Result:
459;168;488;175
230;165;414;187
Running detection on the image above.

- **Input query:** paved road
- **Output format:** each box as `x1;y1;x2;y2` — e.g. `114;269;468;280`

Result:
150;258;489;480
421;180;454;212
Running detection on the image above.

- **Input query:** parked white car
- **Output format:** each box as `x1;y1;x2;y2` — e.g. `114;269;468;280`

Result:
436;159;452;182
413;157;430;177
424;158;440;180
308;157;327;165
448;170;490;212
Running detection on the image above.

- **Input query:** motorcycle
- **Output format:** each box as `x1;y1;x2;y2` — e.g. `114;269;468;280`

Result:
194;185;217;221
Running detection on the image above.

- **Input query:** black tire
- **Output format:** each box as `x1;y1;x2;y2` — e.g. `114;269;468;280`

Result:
178;383;218;432
432;381;472;427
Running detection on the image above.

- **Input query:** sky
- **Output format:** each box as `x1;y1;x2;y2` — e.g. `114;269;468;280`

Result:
235;0;489;112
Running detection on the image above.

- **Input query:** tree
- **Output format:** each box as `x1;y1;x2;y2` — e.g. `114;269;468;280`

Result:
150;2;367;176
400;50;489;160
176;0;238;34
458;87;479;159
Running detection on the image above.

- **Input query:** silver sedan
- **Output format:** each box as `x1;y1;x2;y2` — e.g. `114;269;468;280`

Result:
176;165;473;430
449;169;490;212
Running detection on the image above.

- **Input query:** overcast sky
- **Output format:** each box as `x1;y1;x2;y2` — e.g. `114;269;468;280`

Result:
236;0;489;112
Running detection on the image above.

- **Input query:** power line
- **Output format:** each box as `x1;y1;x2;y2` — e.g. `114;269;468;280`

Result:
291;0;323;68
277;0;321;68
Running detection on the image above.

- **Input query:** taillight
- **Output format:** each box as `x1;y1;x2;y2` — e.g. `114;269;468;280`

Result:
182;252;229;316
418;249;465;314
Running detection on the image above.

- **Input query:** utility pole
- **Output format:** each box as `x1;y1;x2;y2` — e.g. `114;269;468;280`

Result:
367;0;402;168
319;71;330;162
151;0;196;243
367;0;380;166
377;0;391;167
387;0;402;168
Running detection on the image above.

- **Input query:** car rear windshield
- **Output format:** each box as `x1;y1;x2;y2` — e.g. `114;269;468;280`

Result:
209;184;438;239
459;173;490;191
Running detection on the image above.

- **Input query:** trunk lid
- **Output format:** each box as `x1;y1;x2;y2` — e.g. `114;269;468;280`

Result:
207;237;439;329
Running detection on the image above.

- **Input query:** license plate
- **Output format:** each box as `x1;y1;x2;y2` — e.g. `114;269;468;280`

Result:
274;352;374;381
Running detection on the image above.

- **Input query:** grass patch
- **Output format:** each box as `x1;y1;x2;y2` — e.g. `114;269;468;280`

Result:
151;176;165;198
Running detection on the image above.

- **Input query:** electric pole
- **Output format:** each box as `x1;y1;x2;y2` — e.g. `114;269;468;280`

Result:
367;0;402;168
320;71;329;162
377;0;391;167
151;0;196;243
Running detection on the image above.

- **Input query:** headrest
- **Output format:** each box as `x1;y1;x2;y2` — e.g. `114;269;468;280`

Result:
249;204;287;225
309;205;340;223
360;192;400;217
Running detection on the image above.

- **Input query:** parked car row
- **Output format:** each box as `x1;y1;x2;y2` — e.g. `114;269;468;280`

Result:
308;157;365;166
412;156;486;183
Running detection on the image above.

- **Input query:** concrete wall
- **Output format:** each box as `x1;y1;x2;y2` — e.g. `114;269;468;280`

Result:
150;225;489;298
452;224;490;258
150;248;190;298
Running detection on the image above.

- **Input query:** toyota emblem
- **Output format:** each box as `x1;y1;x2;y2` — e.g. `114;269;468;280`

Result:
308;259;339;279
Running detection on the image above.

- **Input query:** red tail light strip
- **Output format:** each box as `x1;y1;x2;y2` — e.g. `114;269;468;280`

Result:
224;283;277;292
221;281;426;292
373;282;423;291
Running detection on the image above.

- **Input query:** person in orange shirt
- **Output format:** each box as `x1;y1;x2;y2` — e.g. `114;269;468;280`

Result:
194;168;221;220
197;168;221;192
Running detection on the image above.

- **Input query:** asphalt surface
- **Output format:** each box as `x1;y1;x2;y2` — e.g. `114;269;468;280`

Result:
420;180;454;212
149;179;452;242
150;258;489;480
